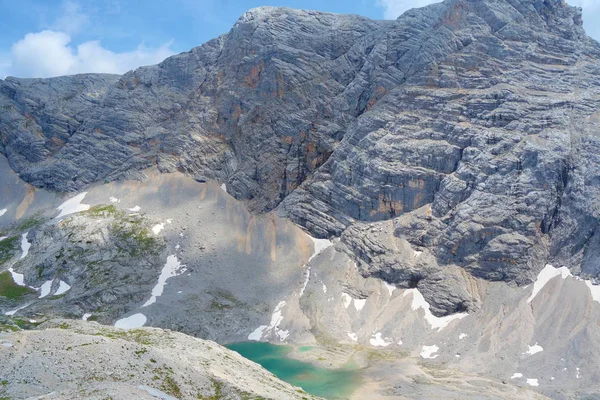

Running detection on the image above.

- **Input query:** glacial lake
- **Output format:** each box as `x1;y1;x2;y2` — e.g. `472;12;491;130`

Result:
226;342;362;399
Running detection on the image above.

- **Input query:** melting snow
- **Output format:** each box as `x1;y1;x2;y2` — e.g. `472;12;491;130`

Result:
109;197;120;203
20;232;31;259
248;325;267;341
584;281;600;303
5;303;30;316
459;333;468;340
347;332;358;342
420;345;440;359
82;313;92;321
138;385;180;400
527;264;572;303
404;288;468;331
0;208;6;217
55;280;71;296
8;267;25;287
152;223;166;235
39;280;54;298
526;378;539;387
354;298;367;311
511;373;523;379
383;281;396;296
342;293;352;309
220;183;227;193
142;255;187;307
248;300;289;342
128;206;141;212
525;343;544;355
309;236;333;262
115;313;147;329
369;332;391;347
56;193;90;218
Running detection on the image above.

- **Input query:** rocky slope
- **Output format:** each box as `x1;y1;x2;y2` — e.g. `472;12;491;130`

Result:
2;0;600;317
0;319;318;400
0;0;600;399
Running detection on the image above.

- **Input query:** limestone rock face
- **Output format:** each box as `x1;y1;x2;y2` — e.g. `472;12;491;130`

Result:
1;0;600;314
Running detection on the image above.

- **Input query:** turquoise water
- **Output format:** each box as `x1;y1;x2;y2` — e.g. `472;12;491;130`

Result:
226;342;361;399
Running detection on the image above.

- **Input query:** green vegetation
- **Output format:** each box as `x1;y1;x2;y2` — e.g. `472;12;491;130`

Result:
84;204;119;217
15;214;45;231
0;271;35;299
94;328;154;345
0;236;19;264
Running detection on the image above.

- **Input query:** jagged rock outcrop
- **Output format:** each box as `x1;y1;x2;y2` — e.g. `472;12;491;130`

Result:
1;0;600;315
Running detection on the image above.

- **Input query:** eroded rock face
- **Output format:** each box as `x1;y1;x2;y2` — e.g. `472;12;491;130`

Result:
1;0;600;314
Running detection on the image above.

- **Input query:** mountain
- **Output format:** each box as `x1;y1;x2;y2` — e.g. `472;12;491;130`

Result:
1;0;600;399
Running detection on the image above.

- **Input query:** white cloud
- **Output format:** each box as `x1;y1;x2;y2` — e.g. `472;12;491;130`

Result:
6;30;174;78
52;1;89;35
376;0;441;19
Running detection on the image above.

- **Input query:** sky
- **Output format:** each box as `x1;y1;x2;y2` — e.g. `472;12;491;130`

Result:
0;0;599;79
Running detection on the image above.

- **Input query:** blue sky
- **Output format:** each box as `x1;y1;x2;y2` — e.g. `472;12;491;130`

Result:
0;0;599;78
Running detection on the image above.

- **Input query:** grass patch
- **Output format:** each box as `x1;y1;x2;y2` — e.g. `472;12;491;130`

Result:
84;204;119;218
14;214;45;231
0;236;19;264
0;271;35;299
95;328;154;345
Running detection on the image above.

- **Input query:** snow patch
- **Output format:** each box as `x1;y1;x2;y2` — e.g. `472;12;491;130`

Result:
369;332;391;347
138;385;180;400
525;343;544;355
82;313;92;321
109;197;120;203
128;206;141;212
8;267;25;287
115;313;147;329
413;250;422;258
220;183;227;193
0;236;6;241
347;332;358;342
152;223;166;235
459;333;468;340
5;303;30;316
383;281;396;296
309;236;333;262
526;378;539;387
585;281;600;303
353;298;367;311
20;232;31;259
322;283;327;293
142;255;187;307
56;192;90;218
55;280;71;296
39;280;54;298
576;367;580;379
0;208;6;217
404;288;468;331
420;345;439;359
511;373;523;379
248;301;289;342
0;340;13;348
527;264;571;303
248;325;267;341
342;293;352;309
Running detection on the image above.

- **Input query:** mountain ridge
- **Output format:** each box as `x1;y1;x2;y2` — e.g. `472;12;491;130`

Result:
1;0;600;317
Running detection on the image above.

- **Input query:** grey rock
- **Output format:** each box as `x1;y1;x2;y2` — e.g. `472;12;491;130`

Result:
1;0;600;315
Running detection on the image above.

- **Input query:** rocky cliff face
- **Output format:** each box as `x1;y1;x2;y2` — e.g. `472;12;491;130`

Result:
1;0;600;315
